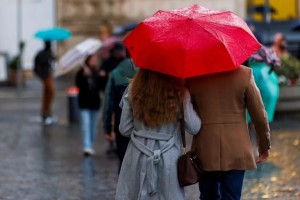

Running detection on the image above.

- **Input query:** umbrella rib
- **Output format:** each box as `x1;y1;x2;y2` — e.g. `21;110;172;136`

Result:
194;20;250;66
196;11;232;20
192;20;235;64
197;19;251;35
159;10;191;19
182;19;194;78
61;53;85;69
214;25;257;65
195;17;259;64
165;9;231;20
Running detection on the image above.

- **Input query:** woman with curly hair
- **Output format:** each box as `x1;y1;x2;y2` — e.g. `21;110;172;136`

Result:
115;69;201;200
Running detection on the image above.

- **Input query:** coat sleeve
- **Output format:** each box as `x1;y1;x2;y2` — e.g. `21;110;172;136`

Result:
183;90;201;135
245;72;271;151
75;70;83;88
102;74;115;135
119;87;134;137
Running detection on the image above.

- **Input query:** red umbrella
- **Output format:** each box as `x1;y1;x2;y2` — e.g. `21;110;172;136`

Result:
124;4;261;78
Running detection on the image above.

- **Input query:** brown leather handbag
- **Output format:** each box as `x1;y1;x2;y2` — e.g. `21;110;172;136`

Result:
177;108;203;187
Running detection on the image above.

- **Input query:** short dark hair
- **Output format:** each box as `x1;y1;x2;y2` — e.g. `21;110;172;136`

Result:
111;42;125;53
44;41;51;50
84;55;93;66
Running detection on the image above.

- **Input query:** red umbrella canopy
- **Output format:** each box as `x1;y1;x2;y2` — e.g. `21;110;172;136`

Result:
124;4;261;78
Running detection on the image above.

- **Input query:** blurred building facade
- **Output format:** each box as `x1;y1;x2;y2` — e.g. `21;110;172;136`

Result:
57;0;247;56
2;0;245;71
2;0;300;71
0;0;55;70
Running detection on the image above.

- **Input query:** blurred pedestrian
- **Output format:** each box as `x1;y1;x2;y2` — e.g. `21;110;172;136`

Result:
33;41;55;125
271;33;300;85
99;42;126;156
115;69;201;199
98;22;115;60
75;54;101;156
102;55;137;171
99;22;113;42
99;42;126;91
249;24;263;43
246;46;281;124
187;66;271;200
271;33;288;57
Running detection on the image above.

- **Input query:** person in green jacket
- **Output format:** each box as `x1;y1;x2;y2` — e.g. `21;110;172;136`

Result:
102;57;137;170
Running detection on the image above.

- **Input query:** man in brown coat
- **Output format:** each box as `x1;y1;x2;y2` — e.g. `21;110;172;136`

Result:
187;66;271;200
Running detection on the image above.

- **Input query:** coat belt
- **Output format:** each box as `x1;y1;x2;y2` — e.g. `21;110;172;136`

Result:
131;130;175;196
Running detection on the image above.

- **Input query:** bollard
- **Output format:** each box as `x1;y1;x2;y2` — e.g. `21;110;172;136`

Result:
67;86;80;124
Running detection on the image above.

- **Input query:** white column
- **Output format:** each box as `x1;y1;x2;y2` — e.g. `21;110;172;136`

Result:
0;0;55;70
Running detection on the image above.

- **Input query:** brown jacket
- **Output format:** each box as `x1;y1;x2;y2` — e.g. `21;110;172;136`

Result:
186;66;271;171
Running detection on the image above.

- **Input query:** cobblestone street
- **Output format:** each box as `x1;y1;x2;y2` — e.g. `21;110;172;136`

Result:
0;78;299;200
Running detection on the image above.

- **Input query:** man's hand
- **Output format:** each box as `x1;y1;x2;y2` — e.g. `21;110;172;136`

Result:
105;132;116;142
256;149;270;163
99;69;106;77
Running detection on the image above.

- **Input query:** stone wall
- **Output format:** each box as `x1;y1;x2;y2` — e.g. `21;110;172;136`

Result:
57;0;246;54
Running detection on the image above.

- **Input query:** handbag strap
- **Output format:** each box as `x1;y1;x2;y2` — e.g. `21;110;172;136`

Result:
180;104;186;154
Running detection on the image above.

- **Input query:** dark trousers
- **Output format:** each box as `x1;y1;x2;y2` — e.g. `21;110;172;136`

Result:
199;170;245;200
115;130;130;171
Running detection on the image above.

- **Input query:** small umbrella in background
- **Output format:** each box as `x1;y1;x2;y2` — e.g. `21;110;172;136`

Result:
54;38;102;77
102;36;122;49
35;27;72;41
99;36;122;59
113;22;139;36
124;4;261;78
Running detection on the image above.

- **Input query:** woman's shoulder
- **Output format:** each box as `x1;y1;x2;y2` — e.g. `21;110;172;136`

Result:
123;84;132;98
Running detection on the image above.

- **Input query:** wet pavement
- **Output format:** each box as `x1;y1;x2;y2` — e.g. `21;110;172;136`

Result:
0;77;300;200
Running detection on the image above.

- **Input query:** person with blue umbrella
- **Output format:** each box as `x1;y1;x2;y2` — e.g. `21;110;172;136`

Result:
33;27;71;124
34;27;71;41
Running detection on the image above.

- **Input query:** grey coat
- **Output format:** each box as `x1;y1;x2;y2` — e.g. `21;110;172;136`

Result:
115;90;201;200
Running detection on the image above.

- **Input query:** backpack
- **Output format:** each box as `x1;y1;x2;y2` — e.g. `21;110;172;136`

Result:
34;50;53;79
